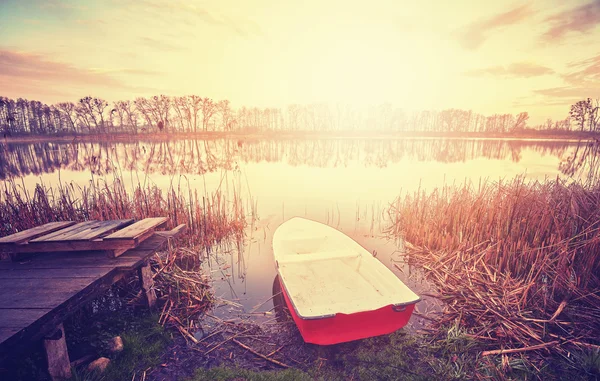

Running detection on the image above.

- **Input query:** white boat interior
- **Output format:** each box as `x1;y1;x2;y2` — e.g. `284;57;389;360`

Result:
273;217;420;319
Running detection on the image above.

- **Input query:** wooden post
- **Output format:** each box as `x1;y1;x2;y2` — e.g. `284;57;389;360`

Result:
138;262;156;308
43;323;71;380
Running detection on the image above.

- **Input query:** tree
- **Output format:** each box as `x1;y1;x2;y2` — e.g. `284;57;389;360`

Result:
56;102;78;133
512;112;529;131
569;98;597;132
188;95;202;133
118;100;139;134
217;100;234;131
148;95;171;132
78;97;100;132
200;97;216;131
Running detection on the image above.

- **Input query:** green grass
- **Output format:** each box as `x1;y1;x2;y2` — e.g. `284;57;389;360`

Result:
67;311;171;381
189;367;314;381
0;308;171;381
188;326;600;381
322;329;477;381
189;329;480;381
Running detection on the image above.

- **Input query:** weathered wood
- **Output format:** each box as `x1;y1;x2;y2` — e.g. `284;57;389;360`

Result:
138;262;156;308
0;267;111;279
0;308;51;328
0;222;75;246
0;277;104;308
0;268;128;359
106;227;157;258
156;224;187;238
0;227;179;364
32;219;133;242
0;327;20;345
10;239;137;255
104;217;168;240
108;222;182;258
44;324;71;380
63;219;134;241
29;222;97;242
0;252;142;270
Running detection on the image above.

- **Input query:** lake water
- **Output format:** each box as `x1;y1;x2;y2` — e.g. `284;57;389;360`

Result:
0;137;592;328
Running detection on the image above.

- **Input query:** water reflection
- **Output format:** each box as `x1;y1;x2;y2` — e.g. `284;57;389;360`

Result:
559;140;600;183
272;275;289;323
206;217;441;332
0;138;582;179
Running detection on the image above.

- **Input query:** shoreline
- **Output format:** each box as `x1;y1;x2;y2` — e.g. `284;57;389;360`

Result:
1;130;597;144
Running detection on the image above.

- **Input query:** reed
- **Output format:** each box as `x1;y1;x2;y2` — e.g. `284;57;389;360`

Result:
387;176;600;358
0;173;251;339
0;173;249;250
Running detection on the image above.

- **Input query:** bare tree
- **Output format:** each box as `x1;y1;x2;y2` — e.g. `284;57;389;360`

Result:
56;102;78;133
201;97;216;131
512;112;529;132
217;100;234;131
569;98;598;132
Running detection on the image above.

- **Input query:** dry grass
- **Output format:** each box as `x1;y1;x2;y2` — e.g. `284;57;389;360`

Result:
0;173;251;339
0;174;248;249
387;176;600;361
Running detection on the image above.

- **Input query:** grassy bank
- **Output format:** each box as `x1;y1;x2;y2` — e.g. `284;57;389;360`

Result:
2;170;599;379
0;173;248;380
387;176;600;373
2;309;172;381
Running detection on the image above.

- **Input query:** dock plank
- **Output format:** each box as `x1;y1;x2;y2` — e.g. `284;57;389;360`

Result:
31;219;133;242
0;234;169;272
66;219;134;241
0;267;110;279
0;328;21;345
0;229;176;359
104;217;168;240
0;309;51;328
0;252;141;270
10;240;136;254
0;222;75;245
30;222;98;242
0;277;103;309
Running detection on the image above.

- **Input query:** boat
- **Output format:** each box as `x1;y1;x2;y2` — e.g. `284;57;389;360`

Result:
272;217;420;345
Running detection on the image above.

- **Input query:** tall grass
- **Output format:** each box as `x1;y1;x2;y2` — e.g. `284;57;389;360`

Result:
0;173;252;341
387;176;600;356
0;174;249;250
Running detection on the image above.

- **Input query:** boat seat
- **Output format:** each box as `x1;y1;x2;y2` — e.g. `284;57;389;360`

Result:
277;250;361;265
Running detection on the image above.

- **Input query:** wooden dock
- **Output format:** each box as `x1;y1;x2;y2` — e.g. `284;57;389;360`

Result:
0;218;185;380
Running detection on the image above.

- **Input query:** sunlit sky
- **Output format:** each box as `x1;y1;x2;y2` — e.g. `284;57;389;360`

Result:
1;0;599;124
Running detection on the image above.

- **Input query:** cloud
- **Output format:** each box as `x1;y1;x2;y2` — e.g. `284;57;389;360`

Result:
533;53;600;100
0;49;159;101
0;49;124;86
512;97;573;108
126;0;261;37
534;86;599;98
465;62;554;78
456;4;535;50
92;67;162;76
541;1;600;42
0;76;73;99
139;37;184;52
563;53;600;86
120;0;262;37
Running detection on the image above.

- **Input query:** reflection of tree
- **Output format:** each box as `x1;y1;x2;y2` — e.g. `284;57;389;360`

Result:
559;140;600;183
0;139;578;179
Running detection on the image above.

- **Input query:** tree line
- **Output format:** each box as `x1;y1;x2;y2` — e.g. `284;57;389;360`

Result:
0;94;595;136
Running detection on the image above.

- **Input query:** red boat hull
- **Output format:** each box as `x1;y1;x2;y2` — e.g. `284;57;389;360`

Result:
279;278;416;345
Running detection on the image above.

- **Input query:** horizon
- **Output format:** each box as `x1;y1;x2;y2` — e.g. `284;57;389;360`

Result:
1;0;600;125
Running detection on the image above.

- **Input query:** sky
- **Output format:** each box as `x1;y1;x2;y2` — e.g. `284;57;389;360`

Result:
0;0;599;124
